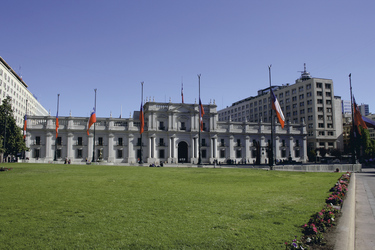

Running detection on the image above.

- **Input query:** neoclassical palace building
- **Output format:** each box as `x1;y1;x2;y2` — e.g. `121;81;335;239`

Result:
25;101;308;165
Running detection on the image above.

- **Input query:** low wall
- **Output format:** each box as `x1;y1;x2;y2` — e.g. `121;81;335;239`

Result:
274;164;362;172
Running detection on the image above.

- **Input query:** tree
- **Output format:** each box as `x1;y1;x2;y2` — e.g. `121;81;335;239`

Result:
0;97;27;159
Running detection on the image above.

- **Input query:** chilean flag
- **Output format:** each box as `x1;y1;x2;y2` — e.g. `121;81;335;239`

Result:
181;83;184;103
353;96;367;135
55;111;59;138
199;98;205;131
87;108;97;135
23;114;27;139
271;89;285;129
139;102;144;134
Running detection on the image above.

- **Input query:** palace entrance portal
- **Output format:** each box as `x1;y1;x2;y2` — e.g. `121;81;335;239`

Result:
178;141;188;163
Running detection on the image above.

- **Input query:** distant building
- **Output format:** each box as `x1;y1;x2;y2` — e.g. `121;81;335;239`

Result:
218;64;341;152
341;100;351;114
0;56;48;127
359;104;369;116
25;101;307;164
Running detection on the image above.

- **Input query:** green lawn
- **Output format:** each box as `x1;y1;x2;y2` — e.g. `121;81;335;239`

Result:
0;164;342;249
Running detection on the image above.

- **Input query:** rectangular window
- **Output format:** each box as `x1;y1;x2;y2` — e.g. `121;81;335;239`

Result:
118;137;123;146
159;121;165;130
236;149;241;158
202;149;207;158
319;123;324;128
77;149;83;158
34;149;40;158
57;137;62;146
316;82;322;88
325;83;331;89
281;149;286;158
202;138;206;146
117;149;123;158
159;149;165;158
295;149;300;158
220;149;225;158
56;149;61;158
78;137;83;146
237;139;241;146
180;122;186;130
36;136;41;145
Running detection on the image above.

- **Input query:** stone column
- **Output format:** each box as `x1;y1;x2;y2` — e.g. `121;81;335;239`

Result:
245;136;250;163
275;136;280;162
108;133;114;163
302;136;308;162
45;132;53;162
87;134;93;161
127;134;135;164
229;136;234;160
289;136;294;159
67;133;74;160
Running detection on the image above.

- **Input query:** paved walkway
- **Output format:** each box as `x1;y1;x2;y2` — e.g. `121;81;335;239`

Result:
355;168;375;249
334;168;375;250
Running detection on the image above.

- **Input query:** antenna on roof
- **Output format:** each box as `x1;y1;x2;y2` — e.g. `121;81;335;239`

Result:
298;63;312;81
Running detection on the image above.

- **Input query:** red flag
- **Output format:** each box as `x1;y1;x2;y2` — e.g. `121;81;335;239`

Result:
199;98;205;131
140;102;144;134
271;89;285;129
87;108;96;135
353;97;367;135
23;114;27;139
55;112;59;138
181;83;184;103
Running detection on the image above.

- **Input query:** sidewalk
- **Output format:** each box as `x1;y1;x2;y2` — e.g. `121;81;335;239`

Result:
334;168;375;250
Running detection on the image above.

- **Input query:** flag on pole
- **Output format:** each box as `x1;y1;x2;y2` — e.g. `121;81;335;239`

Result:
139;102;144;134
353;96;367;135
181;83;184;103
199;98;205;131
271;89;285;129
23;114;27;139
87;107;97;135
55;111;59;138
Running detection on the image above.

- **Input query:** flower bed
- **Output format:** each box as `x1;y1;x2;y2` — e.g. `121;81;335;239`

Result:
0;167;13;171
285;172;351;249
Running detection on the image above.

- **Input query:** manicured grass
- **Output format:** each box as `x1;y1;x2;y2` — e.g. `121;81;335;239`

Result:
0;163;342;249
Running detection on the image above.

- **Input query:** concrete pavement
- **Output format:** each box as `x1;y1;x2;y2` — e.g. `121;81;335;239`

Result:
355;168;375;249
334;168;375;250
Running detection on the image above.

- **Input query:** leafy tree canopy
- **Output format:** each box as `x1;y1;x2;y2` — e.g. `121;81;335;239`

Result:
0;96;27;157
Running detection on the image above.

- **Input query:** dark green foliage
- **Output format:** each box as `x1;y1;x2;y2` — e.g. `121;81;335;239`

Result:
0;97;27;157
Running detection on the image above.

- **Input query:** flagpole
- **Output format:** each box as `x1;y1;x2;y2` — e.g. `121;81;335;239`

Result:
269;65;274;169
140;82;144;164
92;89;97;162
198;74;202;165
349;74;356;164
54;94;60;161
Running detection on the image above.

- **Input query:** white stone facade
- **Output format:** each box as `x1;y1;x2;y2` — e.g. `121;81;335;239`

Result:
25;102;308;165
0;56;48;127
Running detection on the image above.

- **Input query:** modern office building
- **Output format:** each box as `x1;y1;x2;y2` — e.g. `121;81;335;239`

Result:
218;65;341;152
342;100;352;114
25;101;307;164
0;56;48;127
359;104;369;116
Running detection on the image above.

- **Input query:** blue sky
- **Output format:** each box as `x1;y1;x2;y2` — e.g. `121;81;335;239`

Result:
1;0;374;118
